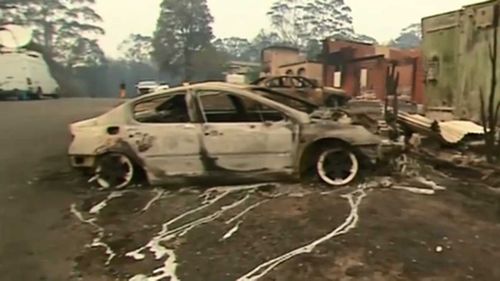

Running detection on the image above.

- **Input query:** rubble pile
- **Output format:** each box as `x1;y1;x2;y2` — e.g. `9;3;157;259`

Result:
396;112;500;188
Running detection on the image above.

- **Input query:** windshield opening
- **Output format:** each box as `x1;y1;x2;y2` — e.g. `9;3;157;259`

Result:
251;88;318;114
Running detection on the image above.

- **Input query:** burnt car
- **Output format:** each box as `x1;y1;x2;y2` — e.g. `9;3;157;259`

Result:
69;82;396;189
251;75;350;108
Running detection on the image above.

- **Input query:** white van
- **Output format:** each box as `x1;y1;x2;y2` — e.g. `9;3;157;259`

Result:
0;49;59;99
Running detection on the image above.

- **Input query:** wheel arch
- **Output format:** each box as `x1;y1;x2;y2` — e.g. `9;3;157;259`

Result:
95;145;148;182
298;137;353;176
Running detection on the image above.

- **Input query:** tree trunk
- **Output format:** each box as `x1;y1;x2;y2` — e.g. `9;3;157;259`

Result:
41;6;53;59
184;48;192;82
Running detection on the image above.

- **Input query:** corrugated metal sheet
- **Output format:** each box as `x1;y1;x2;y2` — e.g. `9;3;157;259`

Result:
439;120;484;143
397;112;484;144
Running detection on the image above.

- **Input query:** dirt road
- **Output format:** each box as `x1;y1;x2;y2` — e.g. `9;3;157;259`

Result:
1;98;500;281
0;98;121;280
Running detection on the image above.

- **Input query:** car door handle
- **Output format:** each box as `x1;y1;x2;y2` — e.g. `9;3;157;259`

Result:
204;130;222;136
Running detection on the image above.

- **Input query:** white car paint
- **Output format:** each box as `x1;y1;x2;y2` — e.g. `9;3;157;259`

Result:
69;82;384;187
136;81;159;95
0;49;59;97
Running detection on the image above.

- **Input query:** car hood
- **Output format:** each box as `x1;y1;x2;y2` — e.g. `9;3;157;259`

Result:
323;86;348;96
304;119;382;146
309;107;352;122
304;109;381;146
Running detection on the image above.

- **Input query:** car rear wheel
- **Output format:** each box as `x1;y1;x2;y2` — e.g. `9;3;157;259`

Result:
316;147;359;187
95;153;135;189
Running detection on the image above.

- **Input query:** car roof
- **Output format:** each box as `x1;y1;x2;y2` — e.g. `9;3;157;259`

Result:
131;82;310;123
137;82;321;107
137;81;158;85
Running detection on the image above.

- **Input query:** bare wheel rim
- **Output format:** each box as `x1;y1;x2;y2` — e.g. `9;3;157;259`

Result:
95;154;134;189
317;148;359;186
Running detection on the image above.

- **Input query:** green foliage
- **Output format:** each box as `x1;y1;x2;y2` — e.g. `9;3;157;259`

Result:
152;0;214;80
191;45;227;81
118;33;153;63
1;0;105;66
213;37;252;61
267;0;309;47
267;0;370;48
390;23;422;49
214;30;286;64
305;39;322;60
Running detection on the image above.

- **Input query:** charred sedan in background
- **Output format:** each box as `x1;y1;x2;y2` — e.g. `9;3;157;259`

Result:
69;82;393;188
251;75;350;108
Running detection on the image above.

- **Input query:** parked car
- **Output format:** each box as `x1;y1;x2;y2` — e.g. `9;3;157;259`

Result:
152;82;170;93
0;49;59;100
251;75;350;108
136;81;159;96
69;82;399;189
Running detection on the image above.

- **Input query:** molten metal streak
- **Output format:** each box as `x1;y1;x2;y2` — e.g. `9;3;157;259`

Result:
225;200;269;225
141;189;166;212
127;183;271;281
236;189;367;281
222;221;242;240
89;191;125;215
392;185;435;195
70;204;116;265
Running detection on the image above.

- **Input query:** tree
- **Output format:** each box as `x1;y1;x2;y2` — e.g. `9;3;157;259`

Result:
213;37;252;61
152;0;214;81
479;5;499;163
1;0;104;63
118;33;153;63
241;30;283;62
305;39;322;60
303;0;355;41
354;34;378;44
66;37;106;68
267;0;366;48
0;0;28;24
267;0;308;47
191;45;227;81
390;23;422;49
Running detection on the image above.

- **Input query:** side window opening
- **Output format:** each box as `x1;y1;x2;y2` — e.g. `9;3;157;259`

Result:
298;77;313;88
266;78;281;87
198;91;286;123
292;77;306;88
133;92;190;123
249;102;286;122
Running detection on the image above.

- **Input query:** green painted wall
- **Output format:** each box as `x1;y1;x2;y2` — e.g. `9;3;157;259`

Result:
422;0;500;121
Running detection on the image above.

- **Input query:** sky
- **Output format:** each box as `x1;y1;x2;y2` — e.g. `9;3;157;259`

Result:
95;0;478;58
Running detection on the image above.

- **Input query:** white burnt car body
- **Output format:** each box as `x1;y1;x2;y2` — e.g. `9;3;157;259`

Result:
69;82;394;188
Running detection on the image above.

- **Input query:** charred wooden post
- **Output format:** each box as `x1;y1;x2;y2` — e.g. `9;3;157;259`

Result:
479;3;499;163
385;62;400;140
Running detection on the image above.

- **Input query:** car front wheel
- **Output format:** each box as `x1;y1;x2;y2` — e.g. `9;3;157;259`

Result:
316;147;360;187
95;153;135;189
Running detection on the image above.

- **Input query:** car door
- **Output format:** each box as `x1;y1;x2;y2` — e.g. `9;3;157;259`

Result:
128;91;204;177
295;77;324;105
195;89;294;174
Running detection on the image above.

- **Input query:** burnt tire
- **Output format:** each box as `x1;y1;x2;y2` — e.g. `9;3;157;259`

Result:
94;153;135;189
315;146;360;187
